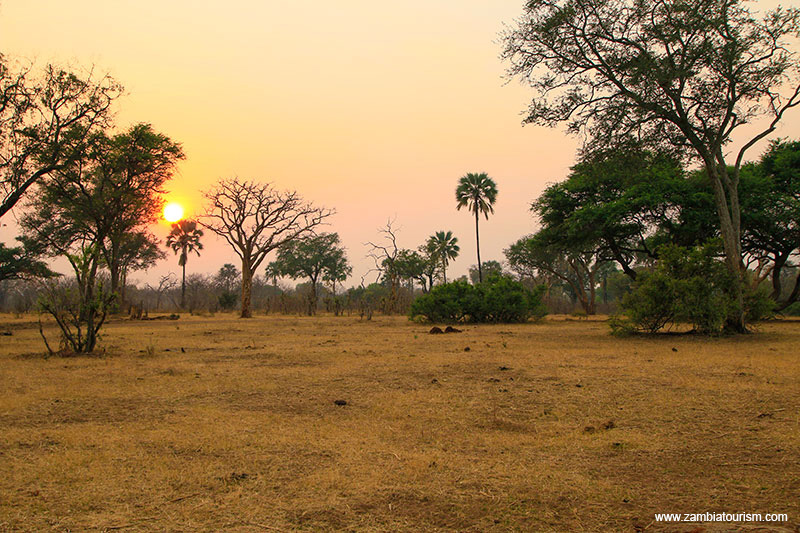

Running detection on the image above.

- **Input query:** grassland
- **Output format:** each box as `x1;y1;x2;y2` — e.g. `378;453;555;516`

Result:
1;313;798;532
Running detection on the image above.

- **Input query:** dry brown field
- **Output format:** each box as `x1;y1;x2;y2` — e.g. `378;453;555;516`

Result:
0;313;798;532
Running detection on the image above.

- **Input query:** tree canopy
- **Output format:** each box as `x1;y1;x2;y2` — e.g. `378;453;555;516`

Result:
502;0;800;330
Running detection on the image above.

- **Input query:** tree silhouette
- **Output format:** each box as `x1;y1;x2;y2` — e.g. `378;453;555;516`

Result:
166;219;204;309
426;230;459;284
456;172;497;283
201;178;331;318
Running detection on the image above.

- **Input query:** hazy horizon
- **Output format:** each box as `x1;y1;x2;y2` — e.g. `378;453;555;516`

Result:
2;0;798;289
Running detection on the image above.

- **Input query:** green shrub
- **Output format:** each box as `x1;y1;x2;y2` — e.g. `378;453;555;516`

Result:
410;275;546;323
617;243;738;334
217;291;238;311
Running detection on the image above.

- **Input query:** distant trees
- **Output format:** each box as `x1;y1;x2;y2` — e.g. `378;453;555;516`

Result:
506;234;604;315
426;230;459;284
166;219;204;309
1;56;122;281
468;260;503;286
202;178;332;318
214;263;240;310
501;0;800;331
268;232;349;315
456;172;497;283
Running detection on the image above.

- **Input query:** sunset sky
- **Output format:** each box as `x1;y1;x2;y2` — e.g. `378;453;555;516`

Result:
2;0;798;288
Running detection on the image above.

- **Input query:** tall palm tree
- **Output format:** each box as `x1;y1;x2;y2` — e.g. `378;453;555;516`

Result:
426;230;460;284
455;172;497;283
166;219;204;309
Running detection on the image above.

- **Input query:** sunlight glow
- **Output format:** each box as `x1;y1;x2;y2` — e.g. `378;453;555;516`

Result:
163;202;184;223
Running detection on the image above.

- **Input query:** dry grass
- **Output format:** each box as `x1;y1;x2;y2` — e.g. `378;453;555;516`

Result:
1;313;799;532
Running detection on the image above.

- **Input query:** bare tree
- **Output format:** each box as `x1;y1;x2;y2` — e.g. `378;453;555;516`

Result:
201;178;332;318
365;219;402;313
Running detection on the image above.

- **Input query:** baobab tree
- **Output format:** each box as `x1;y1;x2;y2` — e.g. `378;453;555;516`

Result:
202;178;332;318
456;172;497;283
166;220;204;309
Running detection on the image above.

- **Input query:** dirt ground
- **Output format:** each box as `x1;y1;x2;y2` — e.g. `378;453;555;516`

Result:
0;313;798;532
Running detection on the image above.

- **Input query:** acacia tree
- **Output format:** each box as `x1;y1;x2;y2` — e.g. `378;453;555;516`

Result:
202;178;332;318
1;56;121;279
269;232;349;315
502;0;800;330
456;172;498;283
166;219;204;309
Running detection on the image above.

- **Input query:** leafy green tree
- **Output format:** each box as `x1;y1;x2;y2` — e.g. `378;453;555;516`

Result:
425;230;459;284
98;124;183;298
392;249;429;292
323;248;352;299
166;219;204;309
269;232;349;315
0;239;52;282
20;122;181;351
501;0;800;331
534;146;686;280
741;140;800;309
456;172;497;283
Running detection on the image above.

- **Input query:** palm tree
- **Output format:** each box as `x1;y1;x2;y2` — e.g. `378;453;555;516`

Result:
426;230;460;284
166;219;204;309
455;172;497;283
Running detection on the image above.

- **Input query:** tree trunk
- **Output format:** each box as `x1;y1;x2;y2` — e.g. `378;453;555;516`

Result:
442;257;447;284
706;165;746;332
309;277;317;316
777;270;800;311
771;254;788;301
180;262;186;310
241;261;253;318
475;210;482;283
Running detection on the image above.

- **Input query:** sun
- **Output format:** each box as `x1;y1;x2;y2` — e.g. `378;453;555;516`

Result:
163;202;185;223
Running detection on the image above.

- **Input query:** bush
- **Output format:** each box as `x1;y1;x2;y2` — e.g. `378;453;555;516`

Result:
614;243;773;335
410;275;547;323
217;291;238;311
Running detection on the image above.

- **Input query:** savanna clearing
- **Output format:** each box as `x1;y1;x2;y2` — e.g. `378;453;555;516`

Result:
1;314;798;532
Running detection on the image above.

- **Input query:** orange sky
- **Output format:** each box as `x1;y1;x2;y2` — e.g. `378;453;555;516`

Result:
2;0;798;287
